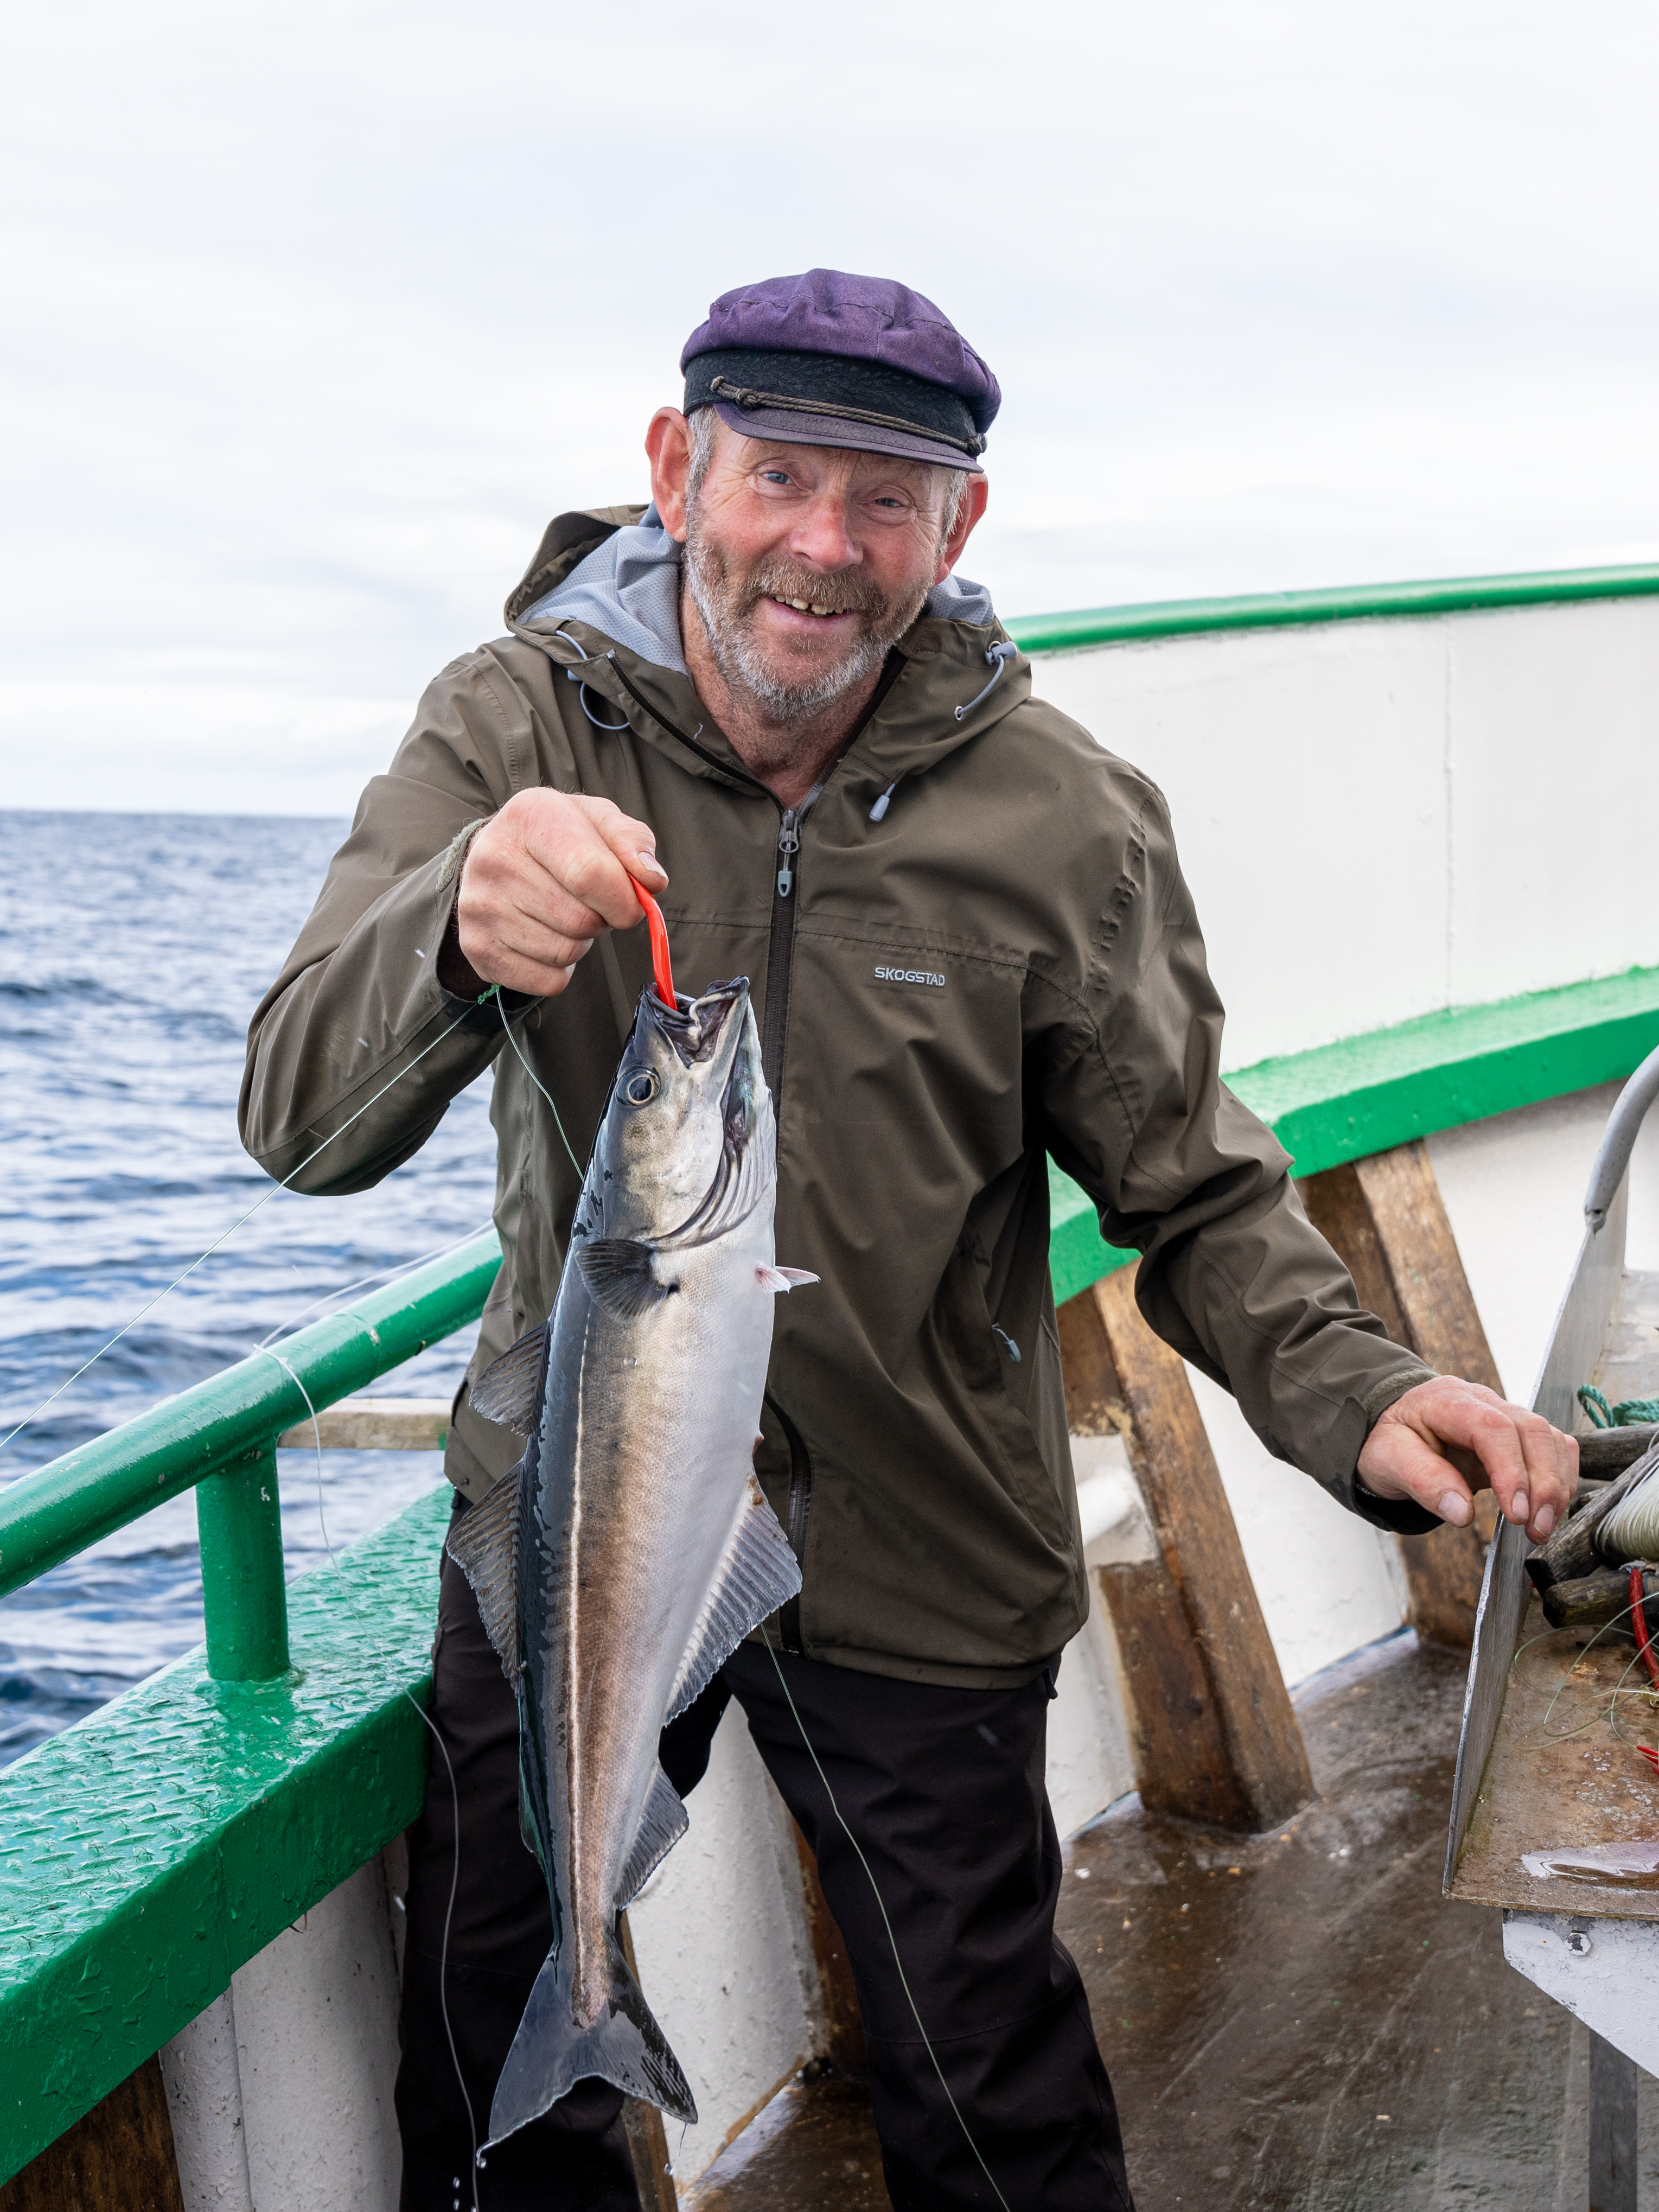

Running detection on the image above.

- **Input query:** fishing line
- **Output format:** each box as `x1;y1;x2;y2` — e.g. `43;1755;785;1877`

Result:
253;1228;495;1352
495;994;585;1182
0;999;489;1459
757;1625;1013;2212
264;1347;481;2210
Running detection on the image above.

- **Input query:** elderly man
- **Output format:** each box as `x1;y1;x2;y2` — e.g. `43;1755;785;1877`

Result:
241;269;1577;2212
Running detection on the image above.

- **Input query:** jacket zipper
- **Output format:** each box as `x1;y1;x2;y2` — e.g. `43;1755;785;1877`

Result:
765;1393;813;1654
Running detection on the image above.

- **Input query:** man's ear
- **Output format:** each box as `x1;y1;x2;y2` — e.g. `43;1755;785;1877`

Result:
646;408;694;542
934;474;990;584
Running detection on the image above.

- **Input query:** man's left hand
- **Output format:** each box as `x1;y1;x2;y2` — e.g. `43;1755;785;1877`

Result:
1356;1376;1578;1544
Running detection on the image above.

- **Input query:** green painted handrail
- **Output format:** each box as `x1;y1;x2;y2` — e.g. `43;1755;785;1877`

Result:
0;1228;501;1677
1004;559;1659;656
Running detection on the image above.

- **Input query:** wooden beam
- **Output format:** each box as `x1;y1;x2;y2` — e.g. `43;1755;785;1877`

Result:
619;1913;679;2211
1057;1267;1313;1833
790;1824;866;2082
0;2058;183;2211
1298;1140;1501;1648
275;1397;451;1451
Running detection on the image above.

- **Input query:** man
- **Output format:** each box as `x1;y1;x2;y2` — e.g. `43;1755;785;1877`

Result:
241;269;1578;2212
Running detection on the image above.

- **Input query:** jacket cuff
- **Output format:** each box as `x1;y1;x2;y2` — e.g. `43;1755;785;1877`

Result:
1348;1362;1443;1534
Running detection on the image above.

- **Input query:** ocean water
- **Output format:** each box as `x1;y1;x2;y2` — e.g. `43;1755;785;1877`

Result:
0;810;498;1765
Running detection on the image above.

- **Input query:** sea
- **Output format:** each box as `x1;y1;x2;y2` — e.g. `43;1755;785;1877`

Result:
0;810;498;1766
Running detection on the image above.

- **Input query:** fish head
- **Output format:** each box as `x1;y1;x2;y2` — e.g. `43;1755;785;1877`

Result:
586;978;773;1247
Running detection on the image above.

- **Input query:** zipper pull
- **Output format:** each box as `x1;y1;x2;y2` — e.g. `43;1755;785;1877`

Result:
776;809;800;898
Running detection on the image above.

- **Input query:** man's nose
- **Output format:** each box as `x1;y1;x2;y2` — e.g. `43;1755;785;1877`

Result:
786;490;859;573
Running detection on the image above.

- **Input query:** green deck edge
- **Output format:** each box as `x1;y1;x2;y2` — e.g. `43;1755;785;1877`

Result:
0;1487;448;2181
1004;559;1659;656
1045;964;1659;1305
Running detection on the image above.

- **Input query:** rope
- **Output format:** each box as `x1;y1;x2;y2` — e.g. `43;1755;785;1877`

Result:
1579;1384;1659;1429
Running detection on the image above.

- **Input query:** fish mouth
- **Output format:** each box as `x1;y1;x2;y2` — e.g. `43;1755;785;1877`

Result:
647;976;750;1068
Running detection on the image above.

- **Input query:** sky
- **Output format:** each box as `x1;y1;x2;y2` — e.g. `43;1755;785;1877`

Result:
3;0;1656;815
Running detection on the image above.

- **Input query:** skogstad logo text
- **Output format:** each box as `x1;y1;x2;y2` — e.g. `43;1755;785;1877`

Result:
873;965;947;988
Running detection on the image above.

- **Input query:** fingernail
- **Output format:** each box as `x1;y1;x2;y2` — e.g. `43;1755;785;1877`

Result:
1438;1492;1471;1526
637;850;667;879
1510;1491;1530;1523
1534;1505;1555;1537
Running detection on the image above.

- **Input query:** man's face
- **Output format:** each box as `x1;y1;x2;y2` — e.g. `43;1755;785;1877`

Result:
681;426;960;718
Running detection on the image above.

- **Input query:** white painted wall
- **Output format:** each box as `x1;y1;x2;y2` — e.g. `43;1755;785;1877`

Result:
1030;598;1659;1068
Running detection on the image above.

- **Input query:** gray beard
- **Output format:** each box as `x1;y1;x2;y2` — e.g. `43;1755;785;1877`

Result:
682;516;928;718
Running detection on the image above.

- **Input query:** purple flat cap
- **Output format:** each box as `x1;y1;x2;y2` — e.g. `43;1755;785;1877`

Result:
681;269;1000;473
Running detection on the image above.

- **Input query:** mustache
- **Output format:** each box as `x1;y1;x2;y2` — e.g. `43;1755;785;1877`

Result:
738;557;892;622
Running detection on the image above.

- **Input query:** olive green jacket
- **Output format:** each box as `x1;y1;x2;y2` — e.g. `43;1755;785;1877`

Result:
240;505;1433;1689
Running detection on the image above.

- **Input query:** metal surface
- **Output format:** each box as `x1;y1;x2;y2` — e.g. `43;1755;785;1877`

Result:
195;1448;290;1682
0;1228;499;1596
1503;1913;1659;2078
1584;1041;1659;1232
0;1487;446;2182
1445;1181;1630;1891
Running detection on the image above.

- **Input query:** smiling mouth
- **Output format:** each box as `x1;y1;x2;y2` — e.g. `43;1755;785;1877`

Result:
768;595;856;620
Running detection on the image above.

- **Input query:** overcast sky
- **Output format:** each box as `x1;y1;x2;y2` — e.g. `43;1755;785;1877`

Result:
3;0;1656;814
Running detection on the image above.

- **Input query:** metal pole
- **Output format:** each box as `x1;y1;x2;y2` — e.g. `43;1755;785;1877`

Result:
1588;2030;1637;2212
196;1448;290;1681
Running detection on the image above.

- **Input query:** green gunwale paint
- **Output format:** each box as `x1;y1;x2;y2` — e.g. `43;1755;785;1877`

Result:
1005;559;1659;656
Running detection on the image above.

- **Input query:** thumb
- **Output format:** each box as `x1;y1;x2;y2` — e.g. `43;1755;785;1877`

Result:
1357;1421;1476;1527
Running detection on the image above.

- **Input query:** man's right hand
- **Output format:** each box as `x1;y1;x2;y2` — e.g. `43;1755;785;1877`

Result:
441;791;668;999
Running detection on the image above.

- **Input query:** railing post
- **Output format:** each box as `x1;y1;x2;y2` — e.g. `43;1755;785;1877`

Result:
196;1446;290;1681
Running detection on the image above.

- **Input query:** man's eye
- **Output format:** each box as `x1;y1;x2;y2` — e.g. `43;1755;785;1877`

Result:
761;471;791;486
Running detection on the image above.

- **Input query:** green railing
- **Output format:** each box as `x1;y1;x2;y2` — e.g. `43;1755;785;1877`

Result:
0;1228;501;1681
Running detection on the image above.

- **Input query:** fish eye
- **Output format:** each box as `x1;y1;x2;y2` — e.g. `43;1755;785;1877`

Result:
622;1069;660;1106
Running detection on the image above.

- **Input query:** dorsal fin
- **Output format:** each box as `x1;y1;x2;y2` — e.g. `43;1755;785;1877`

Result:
445;1466;524;1682
470;1323;548;1433
666;1477;801;1721
619;1765;689;1904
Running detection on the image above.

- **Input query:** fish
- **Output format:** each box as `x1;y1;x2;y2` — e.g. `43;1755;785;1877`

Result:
448;971;816;2146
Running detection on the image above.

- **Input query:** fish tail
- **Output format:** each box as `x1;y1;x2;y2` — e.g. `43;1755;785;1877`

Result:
485;1926;697;2147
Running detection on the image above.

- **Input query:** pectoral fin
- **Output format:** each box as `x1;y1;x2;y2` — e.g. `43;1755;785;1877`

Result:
577;1239;674;1321
757;1266;819;1292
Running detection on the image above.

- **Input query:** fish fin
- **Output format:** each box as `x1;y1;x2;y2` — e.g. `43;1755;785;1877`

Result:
487;1924;696;2144
576;1238;674;1321
444;1467;524;1683
619;1765;689;1905
756;1265;819;1292
469;1324;548;1432
666;1477;802;1722
518;1761;546;1873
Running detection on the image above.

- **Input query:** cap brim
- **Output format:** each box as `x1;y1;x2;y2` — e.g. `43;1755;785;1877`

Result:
709;399;983;474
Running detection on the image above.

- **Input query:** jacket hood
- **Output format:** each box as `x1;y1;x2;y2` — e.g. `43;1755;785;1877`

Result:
510;503;997;676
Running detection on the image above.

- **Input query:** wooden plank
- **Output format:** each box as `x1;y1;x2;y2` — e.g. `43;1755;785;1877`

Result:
619;1913;679;2211
790;1824;866;2082
1299;1140;1500;1648
275;1397;451;1451
0;2057;183;2211
1057;1268;1312;1833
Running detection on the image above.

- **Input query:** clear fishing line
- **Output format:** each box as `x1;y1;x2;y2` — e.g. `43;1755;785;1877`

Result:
264;1348;482;2210
494;992;585;1180
253;1227;495;1352
758;1626;1013;2212
0;998;492;1459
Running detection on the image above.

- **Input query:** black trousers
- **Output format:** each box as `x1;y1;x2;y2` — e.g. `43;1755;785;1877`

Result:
396;1508;1132;2212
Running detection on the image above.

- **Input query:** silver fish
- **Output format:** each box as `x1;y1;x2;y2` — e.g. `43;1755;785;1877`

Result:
449;974;815;2146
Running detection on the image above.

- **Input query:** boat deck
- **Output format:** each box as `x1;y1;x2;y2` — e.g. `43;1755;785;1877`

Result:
690;1631;1659;2210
